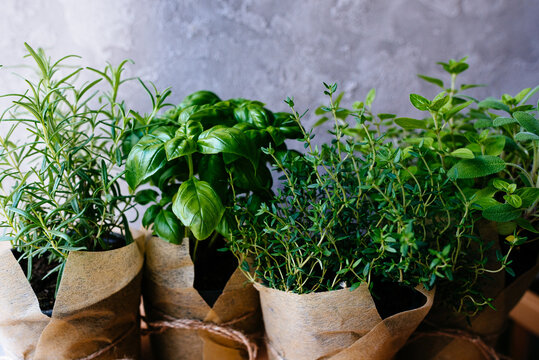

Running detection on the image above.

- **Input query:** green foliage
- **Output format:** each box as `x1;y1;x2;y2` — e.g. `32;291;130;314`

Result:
396;57;539;314
0;44;137;290
229;84;476;297
125;89;302;262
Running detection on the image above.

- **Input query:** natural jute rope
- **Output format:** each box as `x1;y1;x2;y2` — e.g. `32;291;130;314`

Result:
142;312;259;360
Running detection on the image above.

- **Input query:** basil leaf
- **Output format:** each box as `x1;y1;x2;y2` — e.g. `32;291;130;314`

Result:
154;209;184;244
197;126;257;168
172;178;225;240
142;204;161;228
125;128;174;189
135;189;159;205
179;90;220;109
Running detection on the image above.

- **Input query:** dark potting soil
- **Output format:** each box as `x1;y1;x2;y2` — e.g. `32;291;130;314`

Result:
370;279;427;320
13;249;58;314
97;232;127;251
13;232;127;315
191;236;238;308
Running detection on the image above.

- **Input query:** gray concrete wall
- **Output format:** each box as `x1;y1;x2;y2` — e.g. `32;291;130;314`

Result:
1;0;539;125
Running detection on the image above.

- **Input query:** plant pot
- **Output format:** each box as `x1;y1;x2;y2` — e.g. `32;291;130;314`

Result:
0;230;145;360
143;236;262;360
397;223;539;360
255;282;434;360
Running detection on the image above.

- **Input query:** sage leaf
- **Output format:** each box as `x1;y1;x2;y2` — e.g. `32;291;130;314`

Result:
484;135;506;156
514;132;539;142
493;117;517;127
482;204;521;222
503;194;522;209
513;111;539;135
515;218;539;234
515;187;539;208
447;155;505;179
450;148;475;159
477;98;511;113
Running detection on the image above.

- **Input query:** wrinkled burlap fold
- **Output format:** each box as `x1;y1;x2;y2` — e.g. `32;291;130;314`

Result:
255;282;434;360
0;231;145;360
143;236;262;360
397;222;539;360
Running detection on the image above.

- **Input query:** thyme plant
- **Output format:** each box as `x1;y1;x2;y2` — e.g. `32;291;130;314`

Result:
229;83;475;299
0;44;136;291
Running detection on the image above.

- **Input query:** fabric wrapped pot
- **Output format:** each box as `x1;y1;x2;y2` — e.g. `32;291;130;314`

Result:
397;222;539;360
255;282;434;360
397;260;539;360
0;231;145;360
143;236;262;360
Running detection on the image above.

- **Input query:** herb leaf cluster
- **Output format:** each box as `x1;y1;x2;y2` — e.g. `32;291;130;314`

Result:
229;83;475;297
0;44;136;287
125;90;302;251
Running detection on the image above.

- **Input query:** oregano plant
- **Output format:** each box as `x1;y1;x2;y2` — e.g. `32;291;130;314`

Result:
393;57;539;314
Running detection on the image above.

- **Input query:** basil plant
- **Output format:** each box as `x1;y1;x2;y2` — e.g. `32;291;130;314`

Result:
125;90;301;252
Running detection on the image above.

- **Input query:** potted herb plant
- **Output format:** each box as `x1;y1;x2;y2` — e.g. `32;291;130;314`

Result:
227;83;488;359
0;44;144;360
392;58;539;359
125;89;301;359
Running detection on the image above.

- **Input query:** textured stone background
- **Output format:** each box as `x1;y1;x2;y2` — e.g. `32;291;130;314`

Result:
1;0;539;126
0;0;539;355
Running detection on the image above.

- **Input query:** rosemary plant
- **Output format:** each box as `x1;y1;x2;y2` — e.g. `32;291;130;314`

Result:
0;44;136;292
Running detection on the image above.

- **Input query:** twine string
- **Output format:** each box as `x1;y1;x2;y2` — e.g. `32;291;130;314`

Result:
77;322;137;360
142;311;258;360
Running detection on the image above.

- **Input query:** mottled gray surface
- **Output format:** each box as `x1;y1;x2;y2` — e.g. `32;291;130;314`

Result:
1;0;539;125
0;0;539;356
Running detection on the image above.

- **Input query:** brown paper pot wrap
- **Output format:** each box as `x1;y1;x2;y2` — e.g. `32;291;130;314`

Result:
397;223;539;360
0;231;145;360
143;236;262;360
255;282;434;360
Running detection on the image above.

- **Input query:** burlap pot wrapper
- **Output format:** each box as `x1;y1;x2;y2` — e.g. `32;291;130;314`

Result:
397;259;539;360
0;230;145;360
254;282;434;360
397;223;539;360
143;236;262;360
